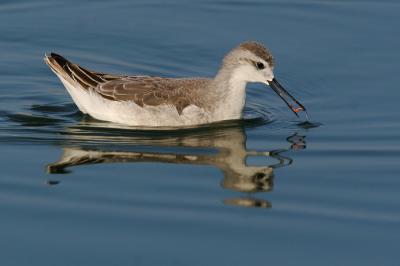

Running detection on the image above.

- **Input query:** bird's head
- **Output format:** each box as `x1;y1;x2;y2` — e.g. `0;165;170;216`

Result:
220;41;308;117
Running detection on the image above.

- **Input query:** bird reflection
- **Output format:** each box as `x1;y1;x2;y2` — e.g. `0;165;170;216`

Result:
47;122;306;208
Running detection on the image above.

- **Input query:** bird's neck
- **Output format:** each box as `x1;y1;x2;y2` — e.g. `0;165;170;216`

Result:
212;67;247;121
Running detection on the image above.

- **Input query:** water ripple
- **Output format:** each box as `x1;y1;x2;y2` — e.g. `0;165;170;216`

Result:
0;100;279;144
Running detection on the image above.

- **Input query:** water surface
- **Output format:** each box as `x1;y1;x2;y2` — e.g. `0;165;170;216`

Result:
0;0;399;265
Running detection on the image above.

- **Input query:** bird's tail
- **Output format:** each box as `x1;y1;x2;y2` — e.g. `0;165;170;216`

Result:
44;53;104;90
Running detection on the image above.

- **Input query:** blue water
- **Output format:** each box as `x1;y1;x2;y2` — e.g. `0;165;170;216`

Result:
0;0;399;265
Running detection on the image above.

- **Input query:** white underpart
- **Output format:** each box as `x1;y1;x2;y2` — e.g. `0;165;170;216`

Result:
58;74;208;127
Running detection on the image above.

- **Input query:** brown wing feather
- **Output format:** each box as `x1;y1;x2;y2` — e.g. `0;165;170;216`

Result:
46;53;122;89
96;78;194;114
46;53;206;115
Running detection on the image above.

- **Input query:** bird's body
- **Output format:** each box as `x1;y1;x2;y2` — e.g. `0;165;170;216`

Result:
45;42;306;127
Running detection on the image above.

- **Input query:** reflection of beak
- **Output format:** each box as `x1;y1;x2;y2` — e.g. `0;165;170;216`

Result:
268;78;308;118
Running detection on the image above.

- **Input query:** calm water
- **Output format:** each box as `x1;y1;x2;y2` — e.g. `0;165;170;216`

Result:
0;0;399;265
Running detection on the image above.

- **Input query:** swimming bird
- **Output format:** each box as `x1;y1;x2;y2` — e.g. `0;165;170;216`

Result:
44;42;307;127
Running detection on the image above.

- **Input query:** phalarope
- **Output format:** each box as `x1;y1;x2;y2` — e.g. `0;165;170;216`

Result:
45;42;307;127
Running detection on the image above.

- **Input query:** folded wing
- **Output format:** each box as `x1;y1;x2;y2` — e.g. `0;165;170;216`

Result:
45;53;201;115
96;77;194;114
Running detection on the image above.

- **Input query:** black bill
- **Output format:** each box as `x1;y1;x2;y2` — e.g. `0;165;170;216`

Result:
268;78;308;119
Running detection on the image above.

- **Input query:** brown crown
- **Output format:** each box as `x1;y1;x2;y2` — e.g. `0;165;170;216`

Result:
239;42;275;67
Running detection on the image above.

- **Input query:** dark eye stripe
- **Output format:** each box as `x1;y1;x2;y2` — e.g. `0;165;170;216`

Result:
256;62;265;70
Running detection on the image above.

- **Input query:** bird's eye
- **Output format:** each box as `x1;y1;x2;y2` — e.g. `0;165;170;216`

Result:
256;62;265;70
254;172;266;180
